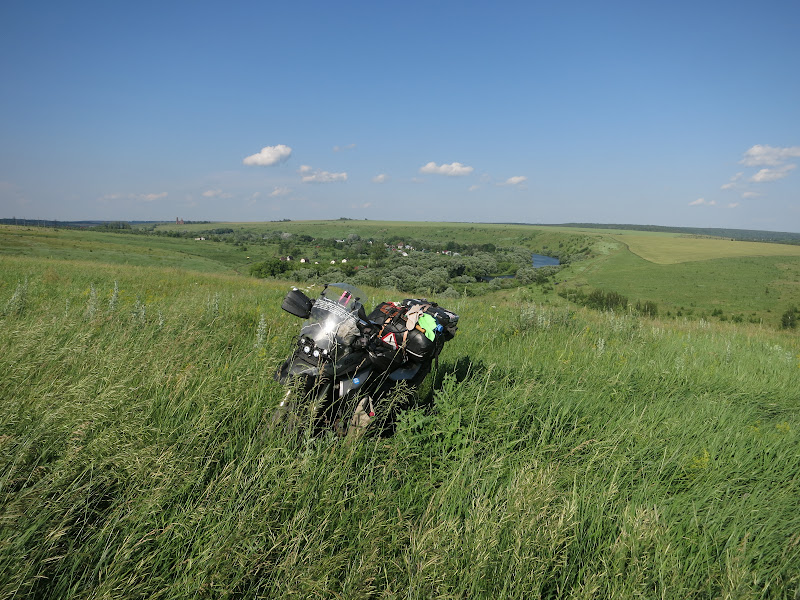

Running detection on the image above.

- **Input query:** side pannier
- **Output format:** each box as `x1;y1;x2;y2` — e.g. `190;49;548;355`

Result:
366;299;459;368
401;299;459;340
366;302;409;369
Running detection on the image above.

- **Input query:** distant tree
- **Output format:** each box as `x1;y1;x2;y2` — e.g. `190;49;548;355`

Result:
635;300;659;318
418;268;449;294
585;289;628;312
780;306;798;329
250;258;289;278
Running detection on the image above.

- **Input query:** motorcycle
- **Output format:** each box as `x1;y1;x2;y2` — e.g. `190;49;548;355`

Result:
272;283;458;437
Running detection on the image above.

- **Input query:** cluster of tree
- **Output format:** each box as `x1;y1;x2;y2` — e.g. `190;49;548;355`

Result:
250;248;562;297
89;221;132;231
1;218;126;229
249;258;293;278
558;287;659;318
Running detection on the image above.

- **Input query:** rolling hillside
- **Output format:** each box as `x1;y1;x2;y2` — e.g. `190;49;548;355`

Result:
1;222;799;598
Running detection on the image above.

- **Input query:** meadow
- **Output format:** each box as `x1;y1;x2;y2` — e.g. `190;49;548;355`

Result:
565;233;800;323
1;224;800;598
613;233;800;265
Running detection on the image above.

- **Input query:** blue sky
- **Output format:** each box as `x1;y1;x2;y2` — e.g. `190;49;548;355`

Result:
2;1;799;231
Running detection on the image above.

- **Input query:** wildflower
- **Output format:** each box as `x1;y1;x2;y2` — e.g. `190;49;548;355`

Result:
108;280;119;313
254;314;267;349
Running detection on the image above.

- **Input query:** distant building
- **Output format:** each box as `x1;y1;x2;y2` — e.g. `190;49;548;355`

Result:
176;217;184;225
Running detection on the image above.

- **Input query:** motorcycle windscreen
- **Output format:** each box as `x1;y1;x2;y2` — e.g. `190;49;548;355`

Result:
300;297;360;353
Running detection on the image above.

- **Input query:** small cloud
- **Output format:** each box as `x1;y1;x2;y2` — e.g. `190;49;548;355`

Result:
202;189;232;199
750;164;796;182
372;174;389;184
419;161;474;176
741;191;762;199
243;144;292;166
333;143;356;152
468;184;480;192
727;202;740;208
740;144;800;167
141;192;167;202
269;186;291;197
689;198;716;206
721;172;744;190
299;165;347;183
500;175;528;187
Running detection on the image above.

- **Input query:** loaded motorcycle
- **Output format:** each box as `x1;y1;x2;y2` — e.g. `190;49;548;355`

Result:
272;283;458;436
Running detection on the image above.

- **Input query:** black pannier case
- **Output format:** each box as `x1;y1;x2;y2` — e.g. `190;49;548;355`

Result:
367;301;440;364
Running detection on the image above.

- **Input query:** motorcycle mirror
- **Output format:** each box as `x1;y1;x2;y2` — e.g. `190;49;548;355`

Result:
281;288;313;319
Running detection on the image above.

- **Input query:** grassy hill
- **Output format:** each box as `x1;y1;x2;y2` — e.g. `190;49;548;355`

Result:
1;223;799;598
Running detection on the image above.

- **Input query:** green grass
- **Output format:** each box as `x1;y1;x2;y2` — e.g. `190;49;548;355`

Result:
612;232;800;264
7;223;800;325
1;248;799;598
0;226;259;275
565;243;800;322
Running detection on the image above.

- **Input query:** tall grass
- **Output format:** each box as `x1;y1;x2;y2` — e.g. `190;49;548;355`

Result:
1;256;799;598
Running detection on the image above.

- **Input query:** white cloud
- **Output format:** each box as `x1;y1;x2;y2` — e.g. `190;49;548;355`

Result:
500;175;528;186
372;174;389;184
750;164;796;182
243;144;292;166
202;189;232;199
141;192;167;202
741;191;762;199
689;198;716;206
333;143;356;152
721;172;744;190
728;202;740;208
468;184;480;192
419;161;474;176
270;186;291;197
299;166;347;183
740;144;800;167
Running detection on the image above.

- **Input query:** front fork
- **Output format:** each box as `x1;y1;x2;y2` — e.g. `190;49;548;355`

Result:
271;375;331;433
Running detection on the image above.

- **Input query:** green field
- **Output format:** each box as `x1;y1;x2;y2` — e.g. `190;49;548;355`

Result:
613;233;800;265
564;238;800;322
1;223;800;598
